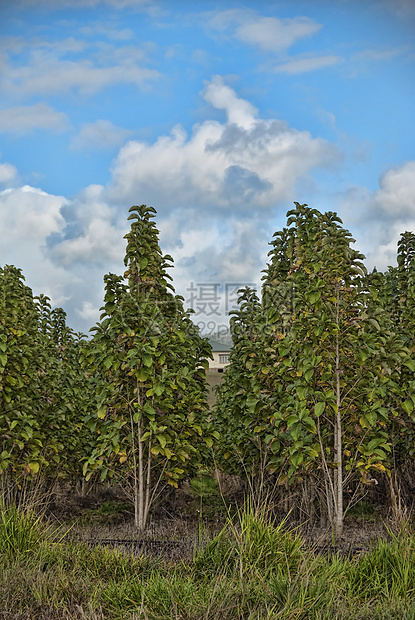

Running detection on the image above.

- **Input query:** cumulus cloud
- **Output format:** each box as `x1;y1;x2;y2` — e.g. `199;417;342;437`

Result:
0;181;130;334
70;120;133;150
0;185;75;306
107;76;338;215
203;76;258;129
49;184;127;266
338;161;415;271
373;161;415;218
0;103;69;134
207;9;321;52
274;55;341;74
0;162;17;185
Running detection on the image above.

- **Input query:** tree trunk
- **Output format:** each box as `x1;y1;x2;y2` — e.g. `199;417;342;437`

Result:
333;291;344;539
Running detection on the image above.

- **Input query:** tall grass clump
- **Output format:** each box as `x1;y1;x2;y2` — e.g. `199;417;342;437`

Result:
194;501;304;579
192;501;340;619
346;530;415;601
0;505;49;560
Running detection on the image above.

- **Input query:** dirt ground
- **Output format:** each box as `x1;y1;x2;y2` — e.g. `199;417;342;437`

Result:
48;484;399;563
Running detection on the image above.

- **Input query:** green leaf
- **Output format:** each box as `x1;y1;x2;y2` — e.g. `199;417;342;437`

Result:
314;402;326;417
404;359;415;372
156;434;167;449
153;383;165;396
304;368;314;382
290;452;304;467
287;415;298;429
402;399;414;415
135;368;149;381
308;291;321;304
97;406;107;419
246;395;260;412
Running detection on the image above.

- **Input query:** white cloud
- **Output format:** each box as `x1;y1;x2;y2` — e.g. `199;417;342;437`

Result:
0;162;17;185
0;181;129;334
236;16;321;52
338;161;415;272
0;103;69;134
0;185;75;306
207;9;322;52
203;75;258;130
50;184;127;267
353;47;409;62
0;185;66;239
76;300;101;323
78;24;134;41
1;41;160;98
274;55;341;74
70;120;133;150
107;76;338;212
374;161;415;218
15;0;158;10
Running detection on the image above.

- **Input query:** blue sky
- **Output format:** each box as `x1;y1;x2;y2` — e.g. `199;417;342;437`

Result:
1;0;414;336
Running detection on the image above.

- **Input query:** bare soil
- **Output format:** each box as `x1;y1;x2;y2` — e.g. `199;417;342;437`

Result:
47;485;398;562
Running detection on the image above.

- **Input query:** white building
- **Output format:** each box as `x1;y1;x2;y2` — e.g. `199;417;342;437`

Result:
208;339;231;372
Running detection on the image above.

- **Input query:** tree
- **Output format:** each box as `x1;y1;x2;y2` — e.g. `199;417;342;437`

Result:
369;234;415;514
216;204;408;537
0;267;92;495
0;265;46;480
35;296;93;483
83;205;216;530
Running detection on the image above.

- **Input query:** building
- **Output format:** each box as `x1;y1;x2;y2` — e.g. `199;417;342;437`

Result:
208;339;231;372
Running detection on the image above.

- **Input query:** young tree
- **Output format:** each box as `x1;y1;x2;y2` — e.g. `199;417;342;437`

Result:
216;204;408;537
83;205;216;530
0;268;92;493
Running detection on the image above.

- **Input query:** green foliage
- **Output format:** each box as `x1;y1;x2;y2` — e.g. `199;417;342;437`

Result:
82;205;215;528
0;267;93;483
190;474;219;500
214;203;412;536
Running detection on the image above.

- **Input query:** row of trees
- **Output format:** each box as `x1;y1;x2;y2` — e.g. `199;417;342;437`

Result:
214;204;415;537
0;206;217;530
1;203;414;534
0;265;92;485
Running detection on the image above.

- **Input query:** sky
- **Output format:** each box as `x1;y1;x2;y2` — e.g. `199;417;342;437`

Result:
0;0;414;337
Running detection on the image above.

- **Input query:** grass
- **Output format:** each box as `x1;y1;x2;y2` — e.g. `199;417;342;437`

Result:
1;503;415;619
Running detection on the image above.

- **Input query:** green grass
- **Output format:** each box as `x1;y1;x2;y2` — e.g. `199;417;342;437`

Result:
1;504;415;619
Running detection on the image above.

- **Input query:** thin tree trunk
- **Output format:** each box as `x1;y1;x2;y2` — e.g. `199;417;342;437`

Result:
129;392;139;529
334;287;343;538
143;433;152;529
137;416;144;529
135;380;145;530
